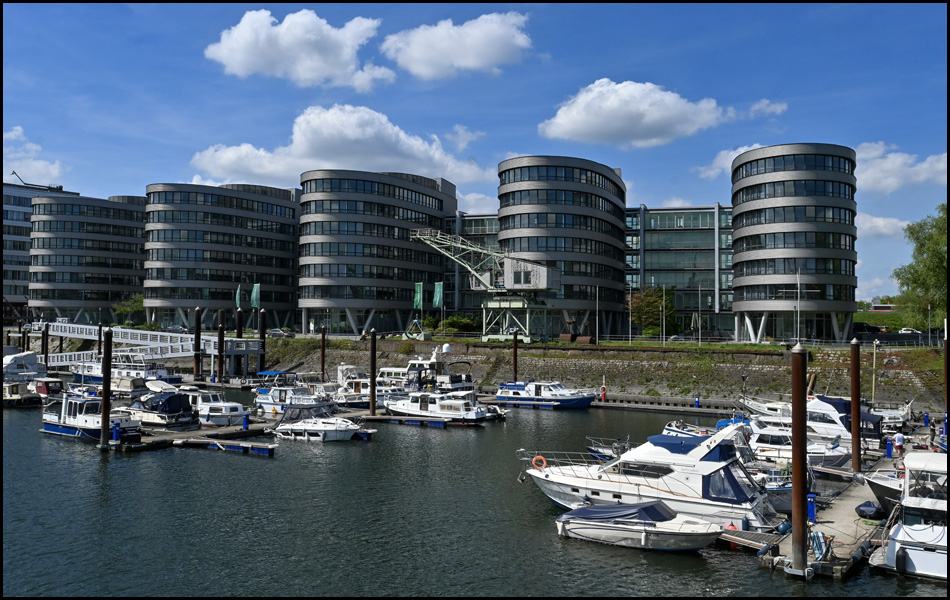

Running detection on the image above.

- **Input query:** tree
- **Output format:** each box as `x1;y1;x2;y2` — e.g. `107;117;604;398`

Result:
892;203;947;328
112;293;144;324
629;286;678;336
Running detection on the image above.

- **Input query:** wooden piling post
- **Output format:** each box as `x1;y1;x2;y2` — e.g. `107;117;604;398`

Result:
513;329;519;382
790;343;808;574
850;338;861;472
235;307;243;375
258;309;267;372
193;307;202;379
99;328;113;449
370;329;377;417
321;326;327;382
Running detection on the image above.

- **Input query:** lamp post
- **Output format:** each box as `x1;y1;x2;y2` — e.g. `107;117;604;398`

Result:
628;281;632;346
698;285;702;347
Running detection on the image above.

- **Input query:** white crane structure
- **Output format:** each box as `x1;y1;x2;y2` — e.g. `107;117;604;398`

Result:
410;229;560;342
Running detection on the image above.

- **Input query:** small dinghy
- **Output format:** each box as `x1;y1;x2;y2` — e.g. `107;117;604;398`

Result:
555;501;723;551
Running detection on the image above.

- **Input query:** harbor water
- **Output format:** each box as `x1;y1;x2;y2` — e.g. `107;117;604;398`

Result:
2;390;940;597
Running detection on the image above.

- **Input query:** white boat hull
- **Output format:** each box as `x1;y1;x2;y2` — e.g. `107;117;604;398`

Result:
556;518;723;551
271;418;360;442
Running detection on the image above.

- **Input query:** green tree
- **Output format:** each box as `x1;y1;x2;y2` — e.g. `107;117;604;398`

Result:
893;203;947;329
112;293;144;325
629;286;678;335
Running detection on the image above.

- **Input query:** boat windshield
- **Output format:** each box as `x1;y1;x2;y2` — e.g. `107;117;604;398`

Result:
702;462;756;505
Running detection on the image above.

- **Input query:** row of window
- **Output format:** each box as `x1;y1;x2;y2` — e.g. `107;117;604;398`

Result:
31;255;142;269
32;203;143;222
733;232;855;252
732;154;855;183
144;287;290;303
148;210;297;234
298;263;440;283
499;189;624;220
499;166;624;200
145;268;293;286
301;200;444;229
31;238;142;253
732;180;854;206
643;251;716;270
642;230;717;251
299;285;417;302
298;243;441;265
502;236;626;262
32;221;144;238
733;284;855;302
641;272;717;290
147;229;297;253
3;194;34;208
148;191;296;219
301;178;444;212
299;221;417;241
3;209;32;223
30;272;143;286
499;213;624;241
732;205;855;229
552;260;625;281
30;289;137;302
145;249;294;269
734;258;855;277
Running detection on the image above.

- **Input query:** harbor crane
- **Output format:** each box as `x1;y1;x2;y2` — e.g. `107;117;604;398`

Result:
410;229;560;342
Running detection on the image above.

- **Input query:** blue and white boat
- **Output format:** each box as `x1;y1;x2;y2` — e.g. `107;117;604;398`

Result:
496;380;595;409
254;371;336;417
41;393;141;442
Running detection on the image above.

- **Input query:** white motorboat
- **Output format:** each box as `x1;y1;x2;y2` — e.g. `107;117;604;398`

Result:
121;390;200;431
496;380;596;409
744;418;851;468
863;469;905;515
41;393;141;442
335;362;406;409
3;380;42;408
738;394;884;443
254;371;335;416
384;389;487;423
555;501;724;551
3;351;47;382
70;352;182;385
402;344;475;393
27;377;66;403
265;404;374;442
518;423;781;532
147;381;247;428
869;452;947;581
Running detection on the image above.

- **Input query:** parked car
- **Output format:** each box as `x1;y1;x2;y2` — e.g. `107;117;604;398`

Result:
267;328;294;338
898;327;921;334
165;325;190;334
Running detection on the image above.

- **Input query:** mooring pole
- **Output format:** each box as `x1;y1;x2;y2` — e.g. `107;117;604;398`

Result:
42;322;49;366
370;329;377;417
97;322;103;355
321;326;327;382
512;329;519;382
790;343;808;575
193;307;202;380
258;309;267;372
98;328;113;449
850;338;862;472
217;320;225;385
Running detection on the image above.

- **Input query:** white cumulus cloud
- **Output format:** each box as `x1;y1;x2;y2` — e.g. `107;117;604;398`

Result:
2;126;67;186
458;191;498;215
538;79;735;149
204;9;395;92
855;212;910;240
380;12;530;80
189;104;496;189
856;142;947;194
748;99;787;118
445;125;485;153
694;144;763;180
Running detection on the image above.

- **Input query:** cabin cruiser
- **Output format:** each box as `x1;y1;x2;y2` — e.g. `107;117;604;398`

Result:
179;385;246;427
401;344;475;393
28;377;66;403
384;389;487;424
738;394;883;443
255;371;336;416
496;380;596;409
3;380;42;408
869;452;947;581
70;352;182;385
3;351;47;382
42;393;141;442
121;390;200;431
335;362;406;409
518;423;781;532
265;404;374;442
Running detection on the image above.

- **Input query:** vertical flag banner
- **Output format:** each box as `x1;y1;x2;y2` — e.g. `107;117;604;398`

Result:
251;283;260;308
235;285;242;309
433;282;443;308
413;282;423;310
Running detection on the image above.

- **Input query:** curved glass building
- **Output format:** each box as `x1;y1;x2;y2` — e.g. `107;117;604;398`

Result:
497;156;627;338
730;143;857;342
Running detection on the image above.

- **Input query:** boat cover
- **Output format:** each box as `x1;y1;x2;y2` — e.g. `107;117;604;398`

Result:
557;501;677;523
813;395;884;438
647;434;705;454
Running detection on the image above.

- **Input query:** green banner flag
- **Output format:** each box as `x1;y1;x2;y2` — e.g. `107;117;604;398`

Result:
251;283;260;308
413;282;423;310
433;281;443;308
235;285;241;309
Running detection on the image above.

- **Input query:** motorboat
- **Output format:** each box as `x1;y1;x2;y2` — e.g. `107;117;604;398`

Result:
70;352;182;385
585;435;631;461
3;351;47;382
402;345;475;393
41;393;141;442
869;452;947;581
28;377;66;403
496;380;596;409
555;501;724;551
518;423;781;532
863;469;905;515
384;389;487;424
172;384;247;428
335;362;406;409
255;371;336;416
265;404;374;442
743;418;851;468
3;380;42;408
121;390;200;431
738;394;883;443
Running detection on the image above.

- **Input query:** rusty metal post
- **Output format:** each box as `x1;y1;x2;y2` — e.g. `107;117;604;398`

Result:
790;343;809;574
370;329;377;417
193;307;202;380
235;308;243;375
258;309;267;372
512;329;519;382
217;322;225;384
321;326;327;382
850;338;862;472
99;328;113;448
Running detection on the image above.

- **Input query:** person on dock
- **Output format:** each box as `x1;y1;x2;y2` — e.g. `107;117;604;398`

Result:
892;431;905;459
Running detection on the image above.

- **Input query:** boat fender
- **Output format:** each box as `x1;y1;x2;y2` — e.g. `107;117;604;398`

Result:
532;455;547;470
241;379;248;385
895;547;907;574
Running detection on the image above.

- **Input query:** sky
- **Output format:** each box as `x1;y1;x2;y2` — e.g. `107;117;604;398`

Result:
3;3;946;301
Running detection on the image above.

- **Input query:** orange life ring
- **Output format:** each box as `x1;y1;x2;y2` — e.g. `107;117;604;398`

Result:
532;455;547;470
600;385;607;394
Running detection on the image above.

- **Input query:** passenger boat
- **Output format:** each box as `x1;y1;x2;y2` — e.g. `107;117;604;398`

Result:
518;423;781;532
496;380;596;409
383;389;487;423
869;452;947;581
41;393;141;442
265;404;374;442
70;352;182;385
3;380;42;408
555;501;724;551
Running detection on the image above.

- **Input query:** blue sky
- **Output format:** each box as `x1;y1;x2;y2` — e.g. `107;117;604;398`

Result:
3;3;946;301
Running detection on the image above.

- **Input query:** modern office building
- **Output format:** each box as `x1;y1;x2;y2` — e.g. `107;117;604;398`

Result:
3;181;81;324
142;183;299;330
627;203;733;336
29;194;146;325
297;170;457;335
730;143;857;342
497;156;627;339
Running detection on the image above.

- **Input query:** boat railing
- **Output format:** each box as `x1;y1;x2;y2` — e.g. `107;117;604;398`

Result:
516;448;607;470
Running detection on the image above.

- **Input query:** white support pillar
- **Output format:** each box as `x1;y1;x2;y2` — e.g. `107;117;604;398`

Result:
756;312;770;344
